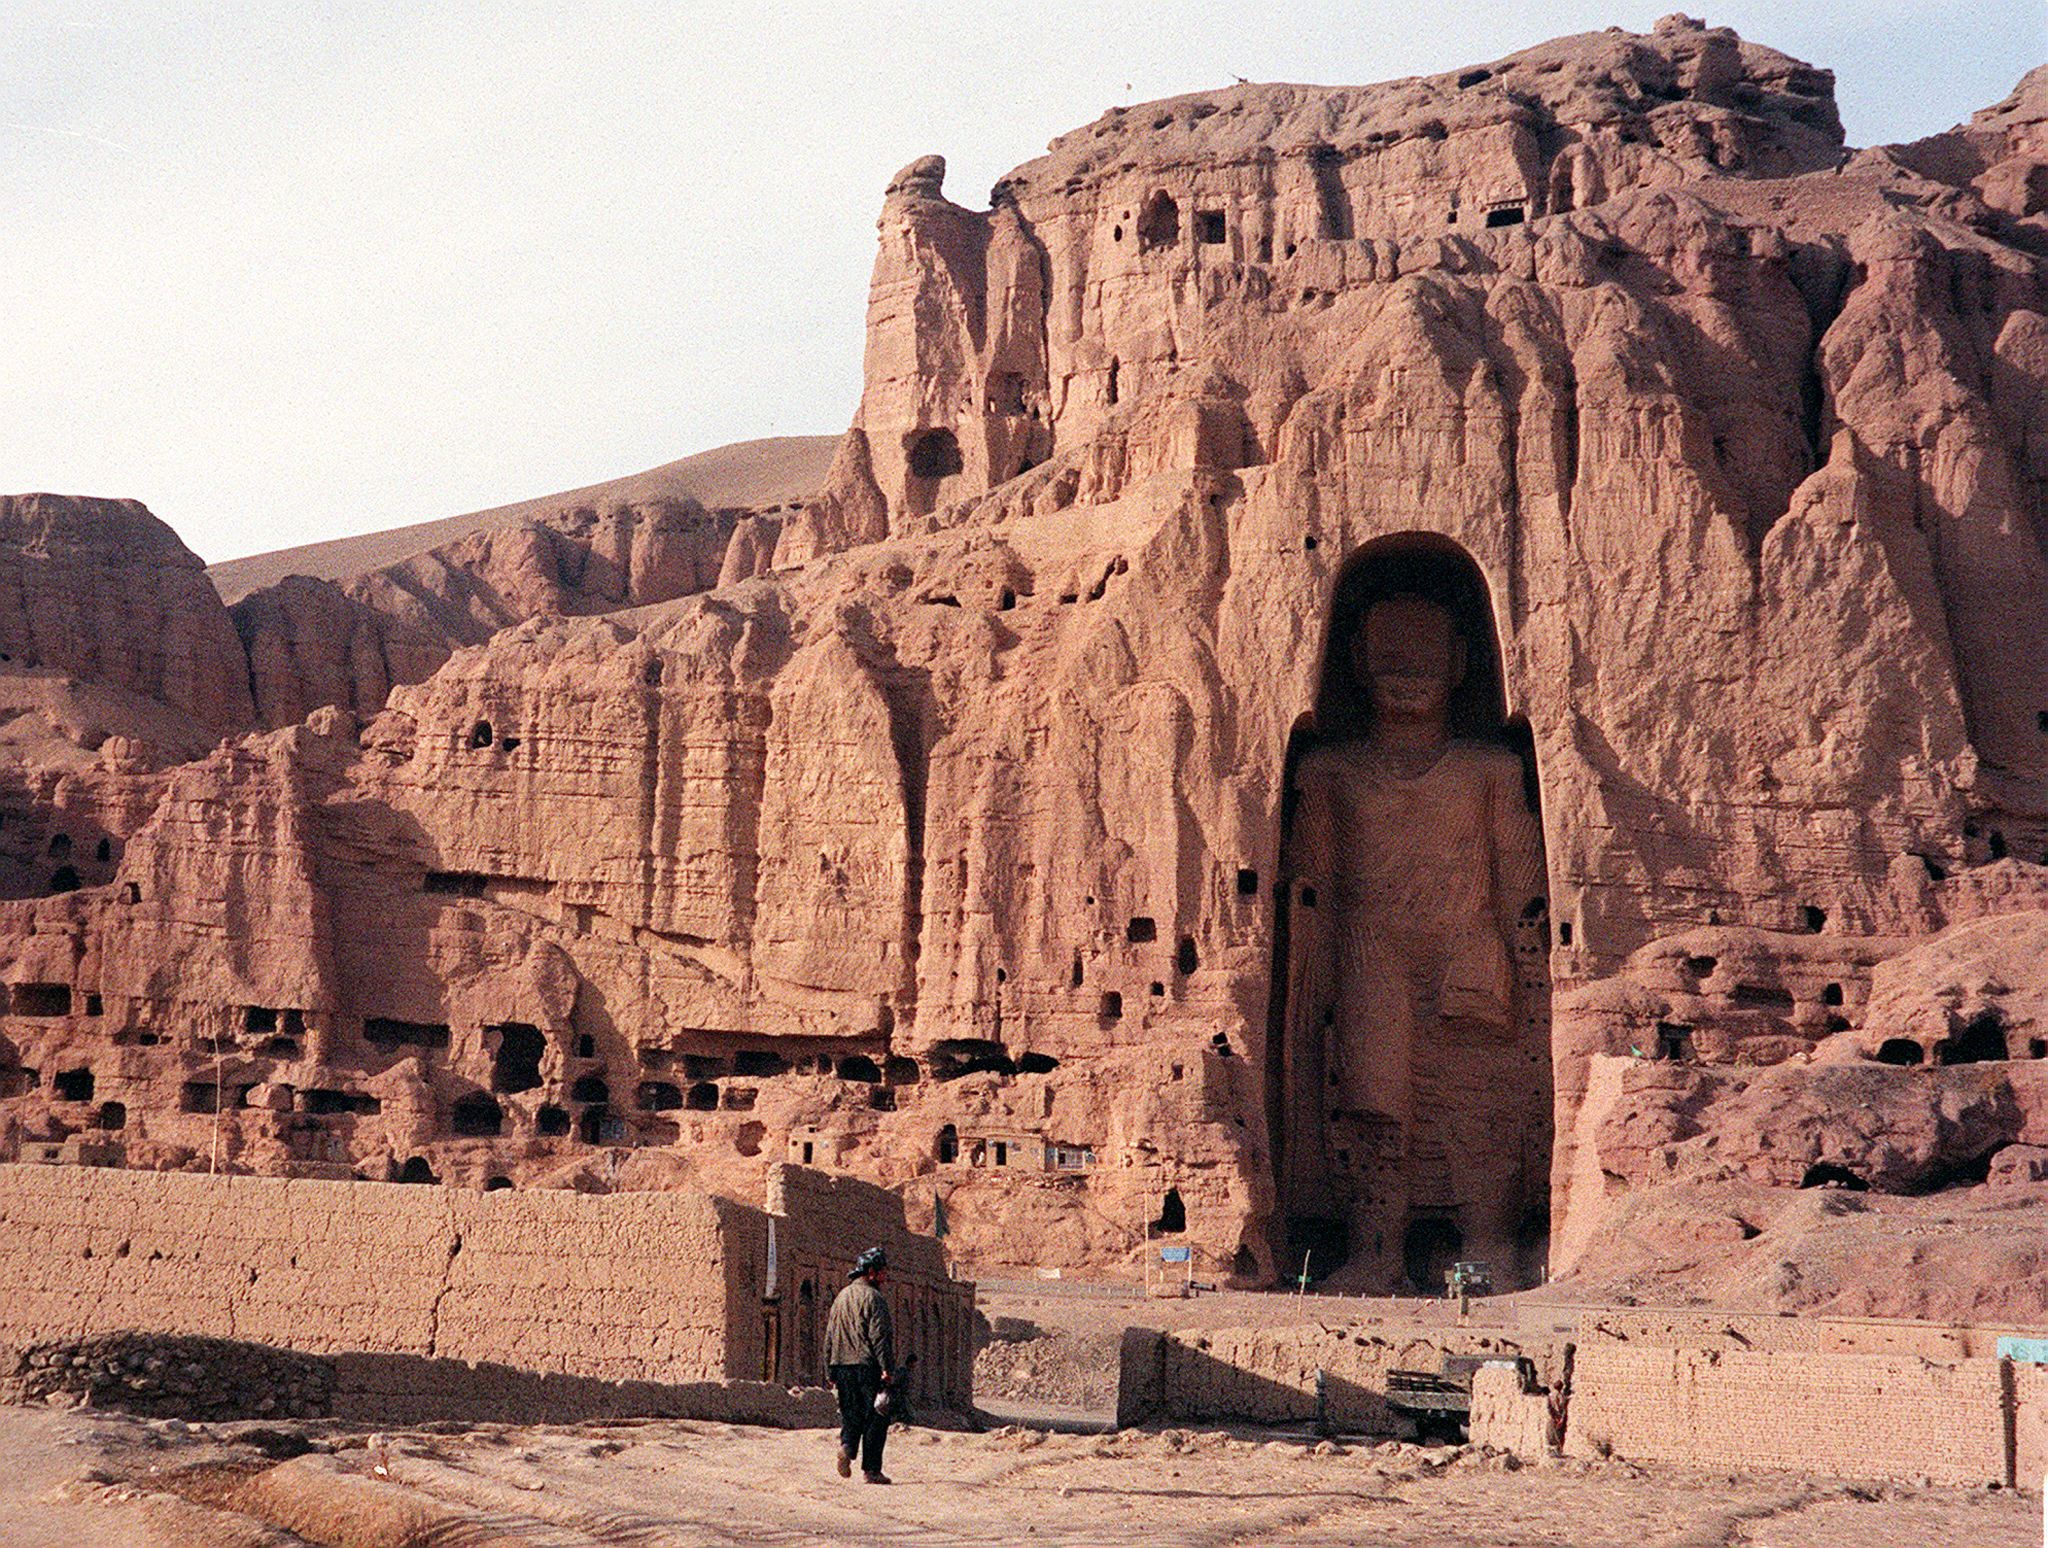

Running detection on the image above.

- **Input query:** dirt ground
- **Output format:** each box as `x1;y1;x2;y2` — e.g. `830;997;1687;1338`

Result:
0;1399;2038;1547
1;1280;2039;1545
971;1274;1571;1421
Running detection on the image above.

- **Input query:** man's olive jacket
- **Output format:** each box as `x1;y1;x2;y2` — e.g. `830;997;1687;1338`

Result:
824;1278;895;1370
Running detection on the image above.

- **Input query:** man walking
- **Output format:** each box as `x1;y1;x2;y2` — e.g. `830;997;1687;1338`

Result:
825;1246;897;1483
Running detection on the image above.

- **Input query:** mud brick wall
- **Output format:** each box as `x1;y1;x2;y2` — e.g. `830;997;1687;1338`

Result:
1564;1344;2008;1484
1575;1309;2026;1360
0;1164;758;1387
2012;1363;2048;1490
766;1162;975;1413
1116;1323;1562;1431
1468;1361;1552;1454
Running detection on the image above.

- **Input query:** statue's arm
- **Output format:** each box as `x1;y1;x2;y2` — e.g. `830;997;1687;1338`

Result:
1489;754;1547;930
1286;754;1336;898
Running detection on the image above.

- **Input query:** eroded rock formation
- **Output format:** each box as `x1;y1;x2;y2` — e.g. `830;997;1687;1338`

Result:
3;18;2046;1306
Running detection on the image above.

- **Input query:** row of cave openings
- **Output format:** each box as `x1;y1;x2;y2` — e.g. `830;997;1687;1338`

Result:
1868;1010;2045;1070
1110;66;1567;260
1799;1023;2039;1196
1108;175;1529;270
0;821;121;901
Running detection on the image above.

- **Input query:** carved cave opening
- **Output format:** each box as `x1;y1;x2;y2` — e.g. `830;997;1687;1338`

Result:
450;1091;503;1137
1401;1213;1463;1293
906;428;963;481
1266;534;1553;1293
1137;190;1180;251
489;1023;546;1093
1937;1011;2007;1065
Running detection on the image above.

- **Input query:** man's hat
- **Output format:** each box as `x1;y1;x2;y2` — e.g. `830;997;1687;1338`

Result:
850;1246;888;1278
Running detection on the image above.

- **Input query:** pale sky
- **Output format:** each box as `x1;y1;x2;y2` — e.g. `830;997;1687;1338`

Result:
4;2;2040;564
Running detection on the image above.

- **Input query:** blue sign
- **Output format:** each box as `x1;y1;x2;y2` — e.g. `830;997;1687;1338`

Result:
1997;1337;2048;1364
1159;1245;1191;1264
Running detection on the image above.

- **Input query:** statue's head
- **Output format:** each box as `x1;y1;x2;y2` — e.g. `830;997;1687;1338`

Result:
1353;594;1466;732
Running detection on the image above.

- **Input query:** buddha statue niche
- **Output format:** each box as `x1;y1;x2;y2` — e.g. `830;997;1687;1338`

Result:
1280;592;1547;1289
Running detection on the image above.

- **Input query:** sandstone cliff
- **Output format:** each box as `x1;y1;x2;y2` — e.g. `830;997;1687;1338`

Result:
1;18;2045;1306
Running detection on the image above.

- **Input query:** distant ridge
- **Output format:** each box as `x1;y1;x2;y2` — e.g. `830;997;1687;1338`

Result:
207;433;841;602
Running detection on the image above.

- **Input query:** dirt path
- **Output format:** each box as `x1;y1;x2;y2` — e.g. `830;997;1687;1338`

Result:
0;1403;2035;1547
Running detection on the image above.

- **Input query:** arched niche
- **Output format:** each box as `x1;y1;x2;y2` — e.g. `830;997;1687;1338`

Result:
1264;533;1553;1293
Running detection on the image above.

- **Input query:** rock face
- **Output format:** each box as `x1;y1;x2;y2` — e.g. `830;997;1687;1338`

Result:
0;495;253;734
2;20;2046;1306
229;497;766;728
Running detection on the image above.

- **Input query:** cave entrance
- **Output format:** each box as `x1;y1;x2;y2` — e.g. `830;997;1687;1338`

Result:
1402;1214;1463;1294
1265;533;1553;1292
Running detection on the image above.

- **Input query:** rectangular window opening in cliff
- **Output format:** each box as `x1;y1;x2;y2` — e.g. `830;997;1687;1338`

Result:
1196;210;1226;245
1126;916;1156;943
12;984;71;1018
53;1067;92;1102
364;1017;451;1050
180;1082;222;1114
1484;204;1526;227
83;994;102;1017
1655;1023;1696;1062
577;1106;611;1144
490;1023;546;1093
424;871;488;898
638;1080;683;1111
243;1006;277;1033
1271;536;1554;1294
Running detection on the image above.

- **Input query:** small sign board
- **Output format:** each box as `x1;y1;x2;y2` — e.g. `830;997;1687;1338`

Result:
1159;1245;1192;1264
1997;1336;2048;1364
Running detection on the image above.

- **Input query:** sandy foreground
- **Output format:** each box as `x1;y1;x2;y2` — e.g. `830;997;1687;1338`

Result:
0;1401;2035;1548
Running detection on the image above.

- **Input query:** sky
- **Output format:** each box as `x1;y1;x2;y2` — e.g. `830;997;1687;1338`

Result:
3;2;2041;564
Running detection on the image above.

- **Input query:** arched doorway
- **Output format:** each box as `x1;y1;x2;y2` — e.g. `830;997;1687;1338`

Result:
1265;535;1552;1292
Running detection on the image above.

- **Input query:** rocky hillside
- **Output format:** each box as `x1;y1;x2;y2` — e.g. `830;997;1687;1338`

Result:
0;18;2043;1309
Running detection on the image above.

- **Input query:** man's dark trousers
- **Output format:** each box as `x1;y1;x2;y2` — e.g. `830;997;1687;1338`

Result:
830;1363;887;1475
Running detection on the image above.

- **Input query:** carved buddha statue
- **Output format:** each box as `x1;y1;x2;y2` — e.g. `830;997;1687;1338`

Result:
1281;593;1546;1283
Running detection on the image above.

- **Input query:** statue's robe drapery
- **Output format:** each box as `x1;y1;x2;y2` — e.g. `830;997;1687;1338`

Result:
1279;737;1546;1258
